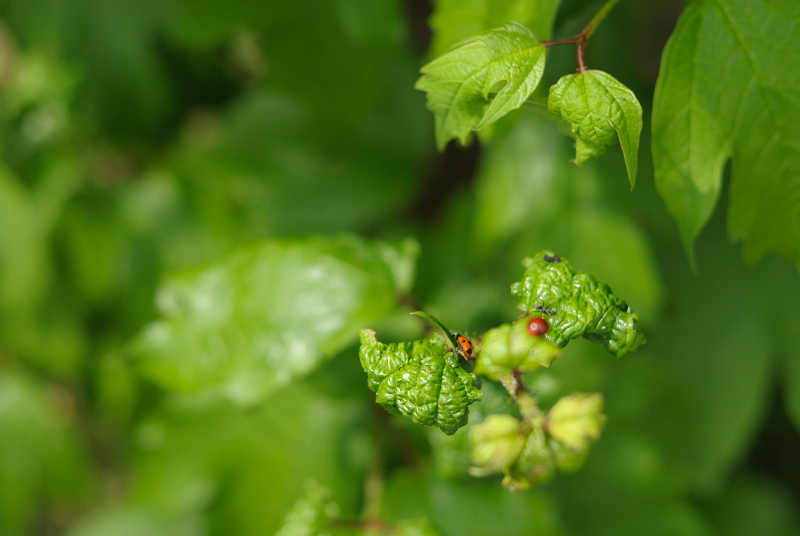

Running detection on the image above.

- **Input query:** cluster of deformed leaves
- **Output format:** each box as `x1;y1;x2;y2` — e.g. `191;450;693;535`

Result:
469;393;606;491
360;251;643;488
359;330;482;435
511;251;645;357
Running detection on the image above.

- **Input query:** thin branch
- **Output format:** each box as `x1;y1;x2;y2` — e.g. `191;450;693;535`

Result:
538;0;622;71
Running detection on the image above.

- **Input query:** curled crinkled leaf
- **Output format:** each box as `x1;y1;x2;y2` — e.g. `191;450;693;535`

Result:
415;22;547;150
511;251;645;357
474;317;561;380
468;414;526;477
359;330;482;435
548;70;642;186
544;392;606;450
274;481;339;536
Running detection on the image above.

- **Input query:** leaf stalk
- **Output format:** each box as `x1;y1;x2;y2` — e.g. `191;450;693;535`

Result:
540;0;622;71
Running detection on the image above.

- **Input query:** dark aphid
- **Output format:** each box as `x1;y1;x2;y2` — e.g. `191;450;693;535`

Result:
535;303;557;315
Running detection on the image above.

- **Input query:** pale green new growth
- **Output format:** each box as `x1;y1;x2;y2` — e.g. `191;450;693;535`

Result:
415;22;547;150
548;70;642;187
468;392;606;491
474;318;561;381
468;414;527;477
652;0;800;267
545;392;606;449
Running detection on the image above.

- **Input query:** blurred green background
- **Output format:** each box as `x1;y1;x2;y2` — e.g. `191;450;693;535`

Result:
0;0;799;534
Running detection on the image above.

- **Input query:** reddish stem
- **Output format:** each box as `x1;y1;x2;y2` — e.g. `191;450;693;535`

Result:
577;35;588;73
540;36;580;48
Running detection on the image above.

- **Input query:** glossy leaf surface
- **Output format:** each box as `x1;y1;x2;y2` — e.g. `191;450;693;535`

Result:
415;22;546;150
652;0;800;265
132;235;418;404
511;251;645;357
359;330;482;435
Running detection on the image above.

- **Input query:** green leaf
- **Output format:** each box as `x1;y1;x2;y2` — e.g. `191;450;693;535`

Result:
274;481;339;536
410;311;459;356
415;22;547;150
503;426;555;490
359;330;482;435
548;70;642;187
510;251;645;357
429;0;562;56
544;392;605;450
652;0;800;265
474;318;562;381
131;235;418;404
467;414;526;477
428;381;515;480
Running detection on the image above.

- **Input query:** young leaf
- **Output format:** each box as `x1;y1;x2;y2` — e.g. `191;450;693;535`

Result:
652;0;800;266
544;392;606;450
468;414;526;477
503;426;555;491
474;318;561;381
359;330;482;435
469;397;603;492
548;70;642;187
131;236;418;404
510;251;645;357
415;22;547;150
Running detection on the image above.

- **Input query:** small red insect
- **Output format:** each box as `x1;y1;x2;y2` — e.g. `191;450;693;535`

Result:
527;317;549;337
451;333;474;360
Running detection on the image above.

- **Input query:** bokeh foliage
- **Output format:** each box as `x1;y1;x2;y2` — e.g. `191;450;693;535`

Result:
0;0;799;535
